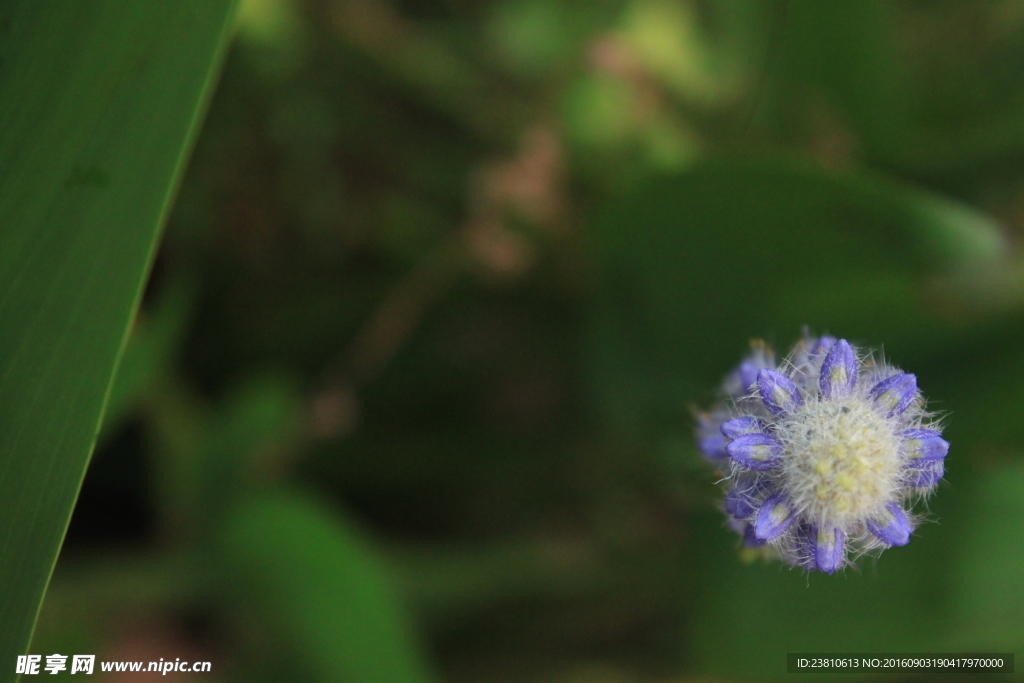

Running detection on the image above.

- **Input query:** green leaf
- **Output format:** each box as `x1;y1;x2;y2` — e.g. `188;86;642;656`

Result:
0;0;236;669
219;491;438;683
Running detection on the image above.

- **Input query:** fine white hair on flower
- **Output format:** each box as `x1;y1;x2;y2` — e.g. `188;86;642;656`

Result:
694;332;948;574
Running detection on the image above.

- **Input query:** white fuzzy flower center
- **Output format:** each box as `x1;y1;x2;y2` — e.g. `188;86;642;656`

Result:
776;396;902;528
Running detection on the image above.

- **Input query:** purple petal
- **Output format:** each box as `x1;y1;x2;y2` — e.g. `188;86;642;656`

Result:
743;523;767;548
757;369;803;417
810;336;837;358
726;433;784;471
724;474;767;519
721;416;766;439
736;344;775;395
866;503;912;546
809;525;846;574
868;373;918;418
906;460;944;487
754;491;798;541
696;413;729;462
738;361;761;395
819;339;857;399
898;429;949;462
699;435;728;462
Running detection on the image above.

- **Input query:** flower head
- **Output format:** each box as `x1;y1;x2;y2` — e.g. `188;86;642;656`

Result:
695;333;948;573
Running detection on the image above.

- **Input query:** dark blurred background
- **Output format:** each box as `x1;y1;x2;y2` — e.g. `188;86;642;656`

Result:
31;0;1024;681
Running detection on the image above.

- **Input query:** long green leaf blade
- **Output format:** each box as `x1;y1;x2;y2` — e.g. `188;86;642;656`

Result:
0;1;236;669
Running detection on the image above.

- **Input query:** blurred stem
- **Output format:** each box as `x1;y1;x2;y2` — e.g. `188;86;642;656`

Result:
328;238;463;388
322;0;532;145
38;552;210;629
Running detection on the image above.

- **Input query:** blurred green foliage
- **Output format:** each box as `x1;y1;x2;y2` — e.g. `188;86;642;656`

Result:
23;0;1024;681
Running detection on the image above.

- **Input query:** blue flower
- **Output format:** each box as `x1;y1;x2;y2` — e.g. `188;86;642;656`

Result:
695;340;774;464
696;333;948;573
